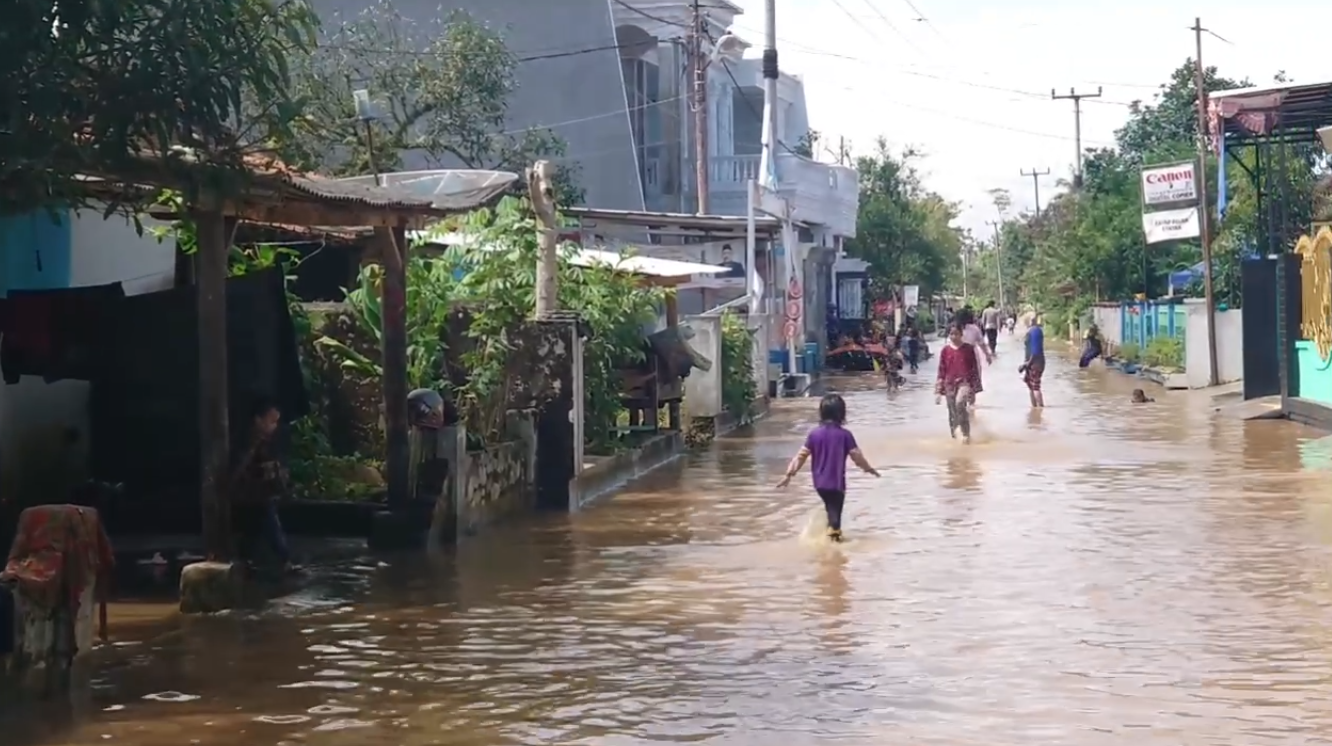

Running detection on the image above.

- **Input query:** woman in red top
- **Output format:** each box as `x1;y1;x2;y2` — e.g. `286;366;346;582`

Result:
935;324;980;443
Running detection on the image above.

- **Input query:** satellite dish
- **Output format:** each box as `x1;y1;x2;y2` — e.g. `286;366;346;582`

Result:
336;169;519;210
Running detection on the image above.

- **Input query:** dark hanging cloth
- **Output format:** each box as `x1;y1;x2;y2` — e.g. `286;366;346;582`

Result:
0;582;13;655
87;267;308;507
0;283;125;384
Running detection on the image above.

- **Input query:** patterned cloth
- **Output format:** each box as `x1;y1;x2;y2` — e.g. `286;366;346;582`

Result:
1;505;114;615
1024;356;1046;392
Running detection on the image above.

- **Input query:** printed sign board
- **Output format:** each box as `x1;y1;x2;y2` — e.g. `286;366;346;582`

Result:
1142;207;1201;244
1141;161;1197;206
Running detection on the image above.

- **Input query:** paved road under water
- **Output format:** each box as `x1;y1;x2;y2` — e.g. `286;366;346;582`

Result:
12;338;1332;745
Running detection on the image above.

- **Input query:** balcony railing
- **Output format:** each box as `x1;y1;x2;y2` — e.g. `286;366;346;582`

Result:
708;155;761;187
703;154;859;236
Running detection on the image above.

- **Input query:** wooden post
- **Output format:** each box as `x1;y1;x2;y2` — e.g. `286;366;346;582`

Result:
528;161;559;317
664;292;681;430
194;209;234;560
376;224;411;510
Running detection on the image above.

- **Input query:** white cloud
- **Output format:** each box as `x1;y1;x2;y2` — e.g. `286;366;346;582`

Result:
729;0;1326;236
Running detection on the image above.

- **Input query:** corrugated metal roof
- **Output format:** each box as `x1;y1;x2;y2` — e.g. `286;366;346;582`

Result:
410;231;726;278
563;206;786;230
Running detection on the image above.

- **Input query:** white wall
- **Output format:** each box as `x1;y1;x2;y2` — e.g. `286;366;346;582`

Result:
683;315;723;417
70;210;175;294
1184;301;1243;389
1091;305;1123;351
0;210;175;504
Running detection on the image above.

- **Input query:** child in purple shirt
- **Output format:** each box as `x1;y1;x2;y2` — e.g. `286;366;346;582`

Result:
776;394;880;542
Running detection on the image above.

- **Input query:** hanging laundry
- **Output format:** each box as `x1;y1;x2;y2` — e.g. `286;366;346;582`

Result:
0;283;124;384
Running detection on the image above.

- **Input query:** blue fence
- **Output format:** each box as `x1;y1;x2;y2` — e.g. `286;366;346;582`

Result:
1120;300;1186;349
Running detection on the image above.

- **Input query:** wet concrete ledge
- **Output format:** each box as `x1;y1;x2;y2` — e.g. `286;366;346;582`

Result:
1284;397;1332;430
572;432;684;509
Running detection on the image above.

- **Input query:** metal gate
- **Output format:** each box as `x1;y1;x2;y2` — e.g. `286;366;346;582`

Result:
1241;258;1280;400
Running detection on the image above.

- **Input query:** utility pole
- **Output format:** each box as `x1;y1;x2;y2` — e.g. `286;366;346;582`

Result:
986;220;1005;309
1020;167;1050;218
1193;17;1220;386
690;0;709;213
1051;87;1102;188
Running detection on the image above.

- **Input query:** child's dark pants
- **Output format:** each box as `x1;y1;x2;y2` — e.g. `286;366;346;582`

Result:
816;489;845;531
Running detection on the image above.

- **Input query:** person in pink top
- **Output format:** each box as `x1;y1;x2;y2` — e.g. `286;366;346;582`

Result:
936;324;981;442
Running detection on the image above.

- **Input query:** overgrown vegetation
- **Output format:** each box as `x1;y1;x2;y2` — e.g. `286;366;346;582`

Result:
719;311;757;418
316;197;661;453
1143;336;1185;370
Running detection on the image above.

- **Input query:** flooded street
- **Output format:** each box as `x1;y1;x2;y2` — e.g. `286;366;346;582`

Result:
14;342;1332;745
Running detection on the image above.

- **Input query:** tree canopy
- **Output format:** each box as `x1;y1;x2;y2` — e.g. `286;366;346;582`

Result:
3;0;318;213
272;0;582;202
5;0;584;214
967;59;1319;328
844;139;963;298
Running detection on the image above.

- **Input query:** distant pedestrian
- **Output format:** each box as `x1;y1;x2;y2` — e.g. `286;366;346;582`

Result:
1020;315;1046;408
958;308;992;402
936;324;980;443
981;301;1001;353
776;394;880;542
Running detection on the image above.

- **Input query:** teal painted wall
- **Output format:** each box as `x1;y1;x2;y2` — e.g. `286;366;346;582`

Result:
1122;302;1187;348
0;209;73;294
1296;340;1332;404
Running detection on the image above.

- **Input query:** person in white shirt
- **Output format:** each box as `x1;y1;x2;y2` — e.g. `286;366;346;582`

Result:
958;308;992;405
980;301;1001;354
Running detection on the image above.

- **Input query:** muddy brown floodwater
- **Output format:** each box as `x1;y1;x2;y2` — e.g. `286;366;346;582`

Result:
10;340;1332;745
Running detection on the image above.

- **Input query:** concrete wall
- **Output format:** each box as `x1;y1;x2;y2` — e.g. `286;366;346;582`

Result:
683;315;722;417
310;0;643;211
0;208;174;505
458;440;533;536
1183;301;1243;389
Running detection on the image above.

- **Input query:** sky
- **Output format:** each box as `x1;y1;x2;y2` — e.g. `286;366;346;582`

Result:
725;0;1325;237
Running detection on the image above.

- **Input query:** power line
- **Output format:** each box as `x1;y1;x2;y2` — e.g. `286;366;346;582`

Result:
610;0;688;29
896;0;944;38
856;0;927;57
1051;87;1103;187
1019;167;1050;217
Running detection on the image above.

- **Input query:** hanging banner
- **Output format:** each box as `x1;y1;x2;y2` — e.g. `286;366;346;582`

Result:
1141;161;1197;206
902;285;920;313
1142;207;1201;244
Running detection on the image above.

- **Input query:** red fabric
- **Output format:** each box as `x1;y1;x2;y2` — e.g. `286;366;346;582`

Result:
936;343;981;395
1;505;114;615
0;295;56;360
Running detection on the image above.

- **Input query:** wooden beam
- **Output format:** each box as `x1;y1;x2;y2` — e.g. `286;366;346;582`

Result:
376;224;411;510
528;161;559;317
664;292;681;431
194;208;233;560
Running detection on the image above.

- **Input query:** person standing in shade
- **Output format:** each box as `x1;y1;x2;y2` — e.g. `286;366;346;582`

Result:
981;300;1001;354
1020;315;1047;408
775;394;880;542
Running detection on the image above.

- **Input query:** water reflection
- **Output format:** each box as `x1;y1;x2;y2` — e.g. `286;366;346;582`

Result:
12;350;1332;745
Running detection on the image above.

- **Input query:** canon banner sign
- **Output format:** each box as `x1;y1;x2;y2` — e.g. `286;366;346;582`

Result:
1141;161;1197;206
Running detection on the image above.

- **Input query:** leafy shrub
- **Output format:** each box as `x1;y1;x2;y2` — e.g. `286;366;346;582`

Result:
1117;342;1141;363
720;311;756;417
1143;335;1184;370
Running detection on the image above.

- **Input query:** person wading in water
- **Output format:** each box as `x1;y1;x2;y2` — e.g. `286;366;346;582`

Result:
776;394;880;542
1020;315;1046;408
936;324;981;443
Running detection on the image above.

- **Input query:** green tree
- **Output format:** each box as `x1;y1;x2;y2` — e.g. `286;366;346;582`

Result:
846;139;962;298
971;60;1312;324
3;0;318;214
274;0;584;203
